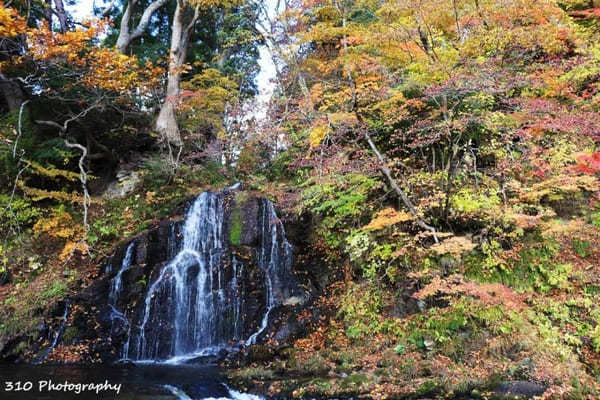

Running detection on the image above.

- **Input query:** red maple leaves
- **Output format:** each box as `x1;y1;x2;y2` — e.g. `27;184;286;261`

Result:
574;152;600;175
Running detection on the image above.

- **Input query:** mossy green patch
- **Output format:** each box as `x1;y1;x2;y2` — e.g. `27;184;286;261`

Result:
41;280;68;299
465;236;572;293
229;192;248;247
62;326;78;343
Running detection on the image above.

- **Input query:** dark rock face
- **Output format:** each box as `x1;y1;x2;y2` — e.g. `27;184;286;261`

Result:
0;269;10;286
15;189;314;363
495;381;546;398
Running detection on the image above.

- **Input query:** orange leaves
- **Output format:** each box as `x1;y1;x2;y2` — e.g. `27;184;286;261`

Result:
28;21;163;96
429;236;477;257
27;20;106;62
46;344;88;363
4;17;163;102
363;207;414;231
0;2;28;71
0;2;27;38
413;274;526;311
80;48;162;93
570;6;600;20
295;326;327;353
345;35;364;46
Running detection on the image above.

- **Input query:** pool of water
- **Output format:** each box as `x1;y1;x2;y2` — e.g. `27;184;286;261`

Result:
0;363;261;400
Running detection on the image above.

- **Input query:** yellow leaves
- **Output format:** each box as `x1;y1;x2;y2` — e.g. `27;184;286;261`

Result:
430;236;477;257
363;207;414;231
27;160;80;182
0;2;27;38
179;68;238;136
328;112;358;126
309;123;329;148
314;4;339;21
33;211;77;239
520;174;599;203
308;111;356;148
145;191;157;203
19;184;84;203
34;210;87;261
59;240;88;261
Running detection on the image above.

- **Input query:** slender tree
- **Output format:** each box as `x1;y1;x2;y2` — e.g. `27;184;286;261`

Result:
155;0;200;146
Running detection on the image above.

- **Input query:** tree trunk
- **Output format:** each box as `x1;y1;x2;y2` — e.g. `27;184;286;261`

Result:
155;0;199;146
53;0;68;32
0;77;24;112
115;0;169;54
45;0;53;25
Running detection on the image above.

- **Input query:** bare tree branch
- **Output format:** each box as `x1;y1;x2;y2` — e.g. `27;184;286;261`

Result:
364;130;439;243
13;100;29;158
63;139;90;232
33;103;102;254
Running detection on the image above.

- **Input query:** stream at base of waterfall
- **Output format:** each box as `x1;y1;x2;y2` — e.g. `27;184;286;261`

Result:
0;363;263;400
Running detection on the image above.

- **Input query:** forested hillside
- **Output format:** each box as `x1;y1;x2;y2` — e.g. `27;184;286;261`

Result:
1;0;599;398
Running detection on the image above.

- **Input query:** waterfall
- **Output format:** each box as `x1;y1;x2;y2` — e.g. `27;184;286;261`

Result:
245;200;292;346
34;301;70;363
107;241;135;359
108;191;294;363
109;242;135;310
231;257;244;341
131;192;227;362
127;193;236;362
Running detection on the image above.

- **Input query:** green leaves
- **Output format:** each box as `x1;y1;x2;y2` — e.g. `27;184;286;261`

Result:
302;173;380;248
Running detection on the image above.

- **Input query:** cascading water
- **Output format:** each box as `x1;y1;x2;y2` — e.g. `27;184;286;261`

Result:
231;257;244;341
107;241;135;359
111;190;296;363
109;241;135;307
130;192;227;362
34;301;70;364
245;201;293;346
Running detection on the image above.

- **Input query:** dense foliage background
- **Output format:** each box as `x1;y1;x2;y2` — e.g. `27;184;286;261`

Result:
1;0;600;398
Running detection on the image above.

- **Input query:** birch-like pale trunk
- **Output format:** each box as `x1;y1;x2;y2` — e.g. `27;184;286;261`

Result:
113;0;169;54
155;0;199;146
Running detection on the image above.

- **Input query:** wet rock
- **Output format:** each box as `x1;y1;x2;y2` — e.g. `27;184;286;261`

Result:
103;169;141;199
392;297;425;317
494;381;546;398
246;345;276;363
273;316;302;343
237;194;261;246
0;269;11;286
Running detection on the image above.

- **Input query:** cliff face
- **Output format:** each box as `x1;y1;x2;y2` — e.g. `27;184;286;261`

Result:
2;189;324;364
